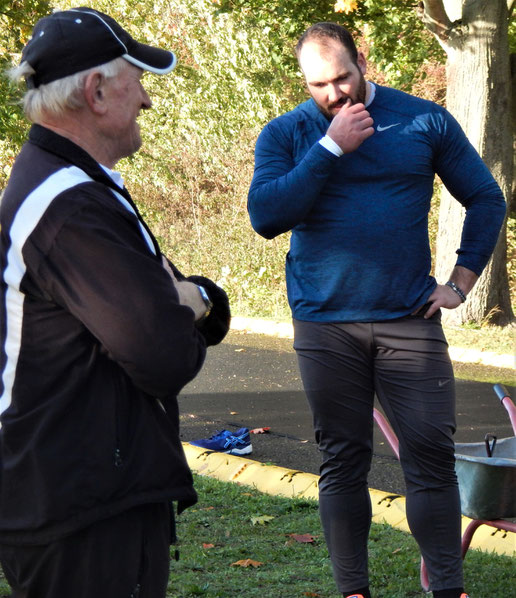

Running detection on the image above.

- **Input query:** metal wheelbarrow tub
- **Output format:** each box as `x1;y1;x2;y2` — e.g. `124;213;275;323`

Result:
455;436;516;521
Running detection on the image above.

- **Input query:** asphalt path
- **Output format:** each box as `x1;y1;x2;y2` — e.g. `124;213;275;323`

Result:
179;330;515;496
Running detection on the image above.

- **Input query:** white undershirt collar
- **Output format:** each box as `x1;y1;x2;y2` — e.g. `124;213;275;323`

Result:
365;81;376;107
100;164;125;189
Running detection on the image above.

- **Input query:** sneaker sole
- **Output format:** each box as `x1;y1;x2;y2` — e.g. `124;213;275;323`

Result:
225;445;253;455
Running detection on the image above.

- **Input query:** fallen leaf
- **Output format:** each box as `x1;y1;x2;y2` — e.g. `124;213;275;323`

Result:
392;547;402;554
230;558;263;568
286;533;316;543
230;411;238;415
202;543;215;549
250;427;271;434
251;515;275;526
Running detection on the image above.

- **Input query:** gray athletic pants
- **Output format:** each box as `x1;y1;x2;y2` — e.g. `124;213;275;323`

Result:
293;311;463;593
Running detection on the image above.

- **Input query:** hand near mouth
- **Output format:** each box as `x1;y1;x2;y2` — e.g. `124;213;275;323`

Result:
326;98;374;154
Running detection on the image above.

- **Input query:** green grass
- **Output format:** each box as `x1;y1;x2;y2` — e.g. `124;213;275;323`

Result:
444;323;514;385
452;361;514;386
164;475;514;598
0;474;513;598
443;324;514;356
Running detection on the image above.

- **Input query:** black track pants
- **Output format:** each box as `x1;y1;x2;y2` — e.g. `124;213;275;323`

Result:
0;503;172;598
293;312;463;593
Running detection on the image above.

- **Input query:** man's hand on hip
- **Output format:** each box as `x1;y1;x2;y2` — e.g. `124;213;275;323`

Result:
422;284;463;318
420;266;478;319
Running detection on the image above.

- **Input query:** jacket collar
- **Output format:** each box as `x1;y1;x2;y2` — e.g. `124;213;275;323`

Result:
28;124;162;258
28;124;122;195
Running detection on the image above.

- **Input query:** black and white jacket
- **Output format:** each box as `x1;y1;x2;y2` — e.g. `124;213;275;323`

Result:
0;125;206;545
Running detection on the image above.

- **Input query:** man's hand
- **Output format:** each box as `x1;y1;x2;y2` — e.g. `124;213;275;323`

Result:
418;265;478;319
420;284;462;319
326;99;374;153
162;256;206;321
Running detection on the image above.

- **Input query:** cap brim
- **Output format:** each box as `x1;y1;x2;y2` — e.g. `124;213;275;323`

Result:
123;42;176;74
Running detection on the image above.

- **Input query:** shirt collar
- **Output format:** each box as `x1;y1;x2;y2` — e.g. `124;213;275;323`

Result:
365;81;375;108
100;164;125;189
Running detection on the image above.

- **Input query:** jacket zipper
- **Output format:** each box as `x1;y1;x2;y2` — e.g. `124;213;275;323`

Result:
114;393;123;467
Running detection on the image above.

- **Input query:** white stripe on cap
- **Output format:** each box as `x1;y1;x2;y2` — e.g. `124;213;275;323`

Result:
123;52;177;74
69;8;176;74
69;7;129;53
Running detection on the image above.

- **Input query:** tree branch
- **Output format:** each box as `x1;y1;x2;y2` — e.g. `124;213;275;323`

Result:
508;0;515;18
417;0;455;42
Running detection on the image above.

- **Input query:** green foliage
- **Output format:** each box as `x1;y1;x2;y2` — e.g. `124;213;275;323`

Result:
0;0;51;185
1;1;512;319
358;1;444;89
55;0;296;316
216;0;445;90
57;0;298;153
215;0;336;84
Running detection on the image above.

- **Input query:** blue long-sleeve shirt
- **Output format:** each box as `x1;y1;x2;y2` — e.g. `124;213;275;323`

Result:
248;84;506;322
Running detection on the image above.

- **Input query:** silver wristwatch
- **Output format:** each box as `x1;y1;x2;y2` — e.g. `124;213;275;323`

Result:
196;285;213;323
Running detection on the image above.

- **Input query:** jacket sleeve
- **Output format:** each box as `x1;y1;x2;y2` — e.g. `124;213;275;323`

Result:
433;109;506;276
39;194;207;398
247;120;339;239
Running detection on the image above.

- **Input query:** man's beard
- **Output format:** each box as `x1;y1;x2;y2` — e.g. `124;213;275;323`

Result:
315;74;367;120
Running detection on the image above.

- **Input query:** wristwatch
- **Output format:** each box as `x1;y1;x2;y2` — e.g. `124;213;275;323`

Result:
196;285;213;324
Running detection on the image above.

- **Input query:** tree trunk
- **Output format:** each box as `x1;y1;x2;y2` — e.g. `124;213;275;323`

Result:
422;0;514;325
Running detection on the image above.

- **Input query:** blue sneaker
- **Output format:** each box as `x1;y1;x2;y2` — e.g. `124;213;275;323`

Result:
225;428;252;455
190;428;252;455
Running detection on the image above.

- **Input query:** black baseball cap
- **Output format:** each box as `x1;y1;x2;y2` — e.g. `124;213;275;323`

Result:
21;7;177;88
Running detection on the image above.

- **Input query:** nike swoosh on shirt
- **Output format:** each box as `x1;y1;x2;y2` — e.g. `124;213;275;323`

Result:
377;123;401;132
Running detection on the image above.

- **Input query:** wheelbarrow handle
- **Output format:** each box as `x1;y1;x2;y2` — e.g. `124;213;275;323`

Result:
493;384;516;436
493;383;509;402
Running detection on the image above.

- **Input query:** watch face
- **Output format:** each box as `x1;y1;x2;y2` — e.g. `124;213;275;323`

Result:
197;285;213;312
198;285;210;304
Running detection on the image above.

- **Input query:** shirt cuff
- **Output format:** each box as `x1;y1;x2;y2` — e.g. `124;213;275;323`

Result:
319;135;344;157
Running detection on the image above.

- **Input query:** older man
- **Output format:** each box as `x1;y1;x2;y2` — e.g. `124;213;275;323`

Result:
0;8;229;597
248;22;506;598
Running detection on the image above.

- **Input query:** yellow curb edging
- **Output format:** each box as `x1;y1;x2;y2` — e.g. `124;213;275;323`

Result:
184;443;516;557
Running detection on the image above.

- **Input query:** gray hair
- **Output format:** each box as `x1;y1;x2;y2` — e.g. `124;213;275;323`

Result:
7;57;127;123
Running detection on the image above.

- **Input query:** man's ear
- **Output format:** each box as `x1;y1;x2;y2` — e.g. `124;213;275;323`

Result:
357;52;367;76
83;72;108;115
